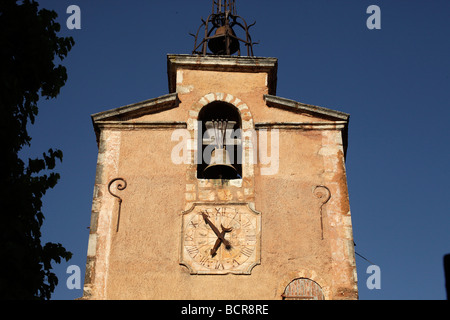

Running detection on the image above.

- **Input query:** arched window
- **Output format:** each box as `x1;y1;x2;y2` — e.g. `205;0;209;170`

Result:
282;278;325;300
197;101;242;180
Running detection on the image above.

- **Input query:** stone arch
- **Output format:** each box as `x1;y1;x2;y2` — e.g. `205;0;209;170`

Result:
188;93;255;180
282;278;324;300
189;92;254;129
277;269;331;300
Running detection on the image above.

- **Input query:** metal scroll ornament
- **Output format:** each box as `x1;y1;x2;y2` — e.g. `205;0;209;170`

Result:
313;186;331;240
108;178;127;232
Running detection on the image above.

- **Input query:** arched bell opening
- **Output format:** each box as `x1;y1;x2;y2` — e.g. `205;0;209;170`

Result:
197;101;242;180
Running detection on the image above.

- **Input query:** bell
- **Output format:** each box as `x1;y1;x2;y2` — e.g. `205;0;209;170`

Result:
203;148;238;179
208;25;240;55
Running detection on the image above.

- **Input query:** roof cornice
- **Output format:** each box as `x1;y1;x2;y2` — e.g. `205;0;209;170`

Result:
167;54;278;95
264;95;350;121
91;93;179;123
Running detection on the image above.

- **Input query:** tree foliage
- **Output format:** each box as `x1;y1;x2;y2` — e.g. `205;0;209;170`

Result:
0;0;75;299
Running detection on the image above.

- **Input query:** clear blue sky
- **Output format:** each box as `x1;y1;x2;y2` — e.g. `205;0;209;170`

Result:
24;0;450;300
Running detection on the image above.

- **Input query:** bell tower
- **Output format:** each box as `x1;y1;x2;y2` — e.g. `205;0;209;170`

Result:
82;1;358;300
192;0;256;56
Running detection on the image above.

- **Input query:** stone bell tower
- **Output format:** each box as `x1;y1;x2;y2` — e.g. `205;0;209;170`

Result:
82;0;358;300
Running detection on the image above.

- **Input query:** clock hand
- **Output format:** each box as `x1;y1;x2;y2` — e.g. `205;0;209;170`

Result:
210;225;233;257
221;224;233;234
202;213;221;237
202;213;231;248
210;238;222;257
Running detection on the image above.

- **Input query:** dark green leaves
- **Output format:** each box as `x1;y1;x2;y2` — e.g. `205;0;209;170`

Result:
0;0;74;300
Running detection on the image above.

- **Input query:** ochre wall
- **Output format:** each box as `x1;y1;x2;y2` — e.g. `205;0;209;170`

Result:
83;61;357;300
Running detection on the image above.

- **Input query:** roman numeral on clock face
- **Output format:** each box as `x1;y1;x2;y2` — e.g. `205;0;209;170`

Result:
186;246;199;257
240;246;253;257
182;205;260;275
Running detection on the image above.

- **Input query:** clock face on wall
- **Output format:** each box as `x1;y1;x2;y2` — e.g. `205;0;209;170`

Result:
180;204;261;275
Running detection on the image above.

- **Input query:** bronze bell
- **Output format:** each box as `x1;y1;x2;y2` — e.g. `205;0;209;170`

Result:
203;148;238;179
208;25;240;55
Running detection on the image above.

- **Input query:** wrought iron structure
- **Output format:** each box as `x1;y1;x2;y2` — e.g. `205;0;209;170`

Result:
191;0;256;56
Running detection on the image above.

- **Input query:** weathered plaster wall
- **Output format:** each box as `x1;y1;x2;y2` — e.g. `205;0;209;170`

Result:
83;56;357;300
